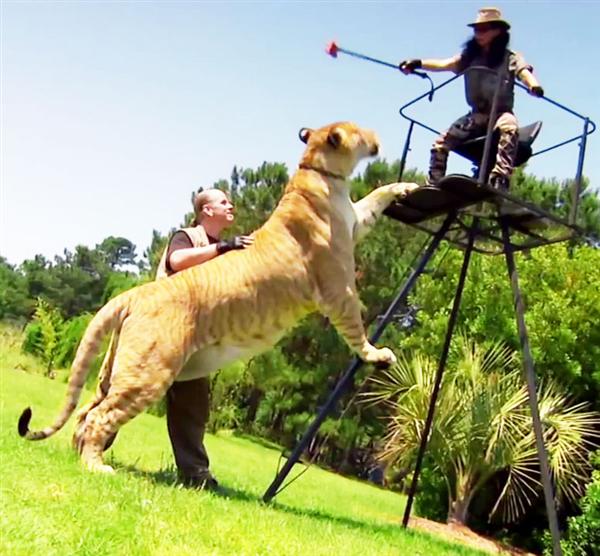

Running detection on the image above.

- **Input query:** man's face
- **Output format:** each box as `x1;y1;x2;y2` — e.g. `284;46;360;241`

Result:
202;190;235;226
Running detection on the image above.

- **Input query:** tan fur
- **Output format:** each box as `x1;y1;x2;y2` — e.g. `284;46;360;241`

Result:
19;122;418;473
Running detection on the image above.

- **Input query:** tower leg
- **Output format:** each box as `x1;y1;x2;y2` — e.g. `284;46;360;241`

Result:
402;218;478;527
500;218;562;556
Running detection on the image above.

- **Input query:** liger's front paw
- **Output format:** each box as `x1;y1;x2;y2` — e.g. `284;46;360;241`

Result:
391;182;420;199
363;346;397;369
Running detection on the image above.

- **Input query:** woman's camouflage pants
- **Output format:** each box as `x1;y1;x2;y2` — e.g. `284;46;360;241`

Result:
428;111;518;185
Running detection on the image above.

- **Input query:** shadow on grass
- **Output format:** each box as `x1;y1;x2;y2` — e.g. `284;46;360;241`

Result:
116;461;259;503
113;460;476;554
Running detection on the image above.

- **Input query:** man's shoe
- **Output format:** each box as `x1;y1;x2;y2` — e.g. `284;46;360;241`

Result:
181;473;221;492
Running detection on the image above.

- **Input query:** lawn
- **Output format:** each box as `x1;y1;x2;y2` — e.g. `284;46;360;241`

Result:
1;357;485;555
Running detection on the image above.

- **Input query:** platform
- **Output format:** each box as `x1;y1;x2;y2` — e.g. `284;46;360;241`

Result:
383;174;580;254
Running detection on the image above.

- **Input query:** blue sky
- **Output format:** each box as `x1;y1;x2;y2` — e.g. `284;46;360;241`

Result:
1;1;598;265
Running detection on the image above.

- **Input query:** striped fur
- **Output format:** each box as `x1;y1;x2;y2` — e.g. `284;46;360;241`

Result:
18;122;418;473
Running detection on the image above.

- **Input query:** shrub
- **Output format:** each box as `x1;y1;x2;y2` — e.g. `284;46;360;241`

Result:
22;321;43;358
414;464;448;523
55;313;93;369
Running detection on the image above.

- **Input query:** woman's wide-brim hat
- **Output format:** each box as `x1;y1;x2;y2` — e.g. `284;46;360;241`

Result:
468;7;510;29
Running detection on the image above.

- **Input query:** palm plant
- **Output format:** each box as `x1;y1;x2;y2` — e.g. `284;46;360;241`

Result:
363;335;600;525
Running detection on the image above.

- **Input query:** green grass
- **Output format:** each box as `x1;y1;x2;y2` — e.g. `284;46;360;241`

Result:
1;366;485;555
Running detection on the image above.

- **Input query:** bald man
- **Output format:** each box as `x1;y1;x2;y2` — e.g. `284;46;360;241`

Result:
156;188;253;490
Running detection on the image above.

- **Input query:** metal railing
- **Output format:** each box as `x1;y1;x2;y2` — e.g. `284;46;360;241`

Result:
397;66;595;225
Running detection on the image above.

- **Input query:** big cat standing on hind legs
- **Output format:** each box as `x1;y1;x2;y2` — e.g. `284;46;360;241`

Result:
17;122;419;477
400;7;544;191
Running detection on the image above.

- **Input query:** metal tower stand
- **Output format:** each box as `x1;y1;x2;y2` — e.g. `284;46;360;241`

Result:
263;63;594;556
262;179;586;556
396;208;565;554
398;202;569;556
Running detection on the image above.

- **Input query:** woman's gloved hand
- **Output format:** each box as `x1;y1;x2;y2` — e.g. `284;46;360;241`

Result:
529;85;544;98
399;59;422;74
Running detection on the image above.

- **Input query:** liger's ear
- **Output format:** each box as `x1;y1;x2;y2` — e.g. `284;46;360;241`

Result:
298;127;312;144
327;127;346;149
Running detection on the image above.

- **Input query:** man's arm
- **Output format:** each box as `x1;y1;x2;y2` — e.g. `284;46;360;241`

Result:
165;231;216;273
168;232;253;273
169;244;221;273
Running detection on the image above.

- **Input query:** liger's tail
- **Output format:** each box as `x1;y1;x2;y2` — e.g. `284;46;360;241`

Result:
18;294;129;441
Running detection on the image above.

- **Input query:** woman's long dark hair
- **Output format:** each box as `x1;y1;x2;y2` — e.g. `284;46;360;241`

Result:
458;29;510;71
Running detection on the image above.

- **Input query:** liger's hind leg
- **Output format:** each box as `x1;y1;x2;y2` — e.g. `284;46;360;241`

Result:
78;369;176;473
72;368;113;453
72;331;118;452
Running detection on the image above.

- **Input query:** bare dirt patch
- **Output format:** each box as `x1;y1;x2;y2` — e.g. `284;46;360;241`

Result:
408;516;537;555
